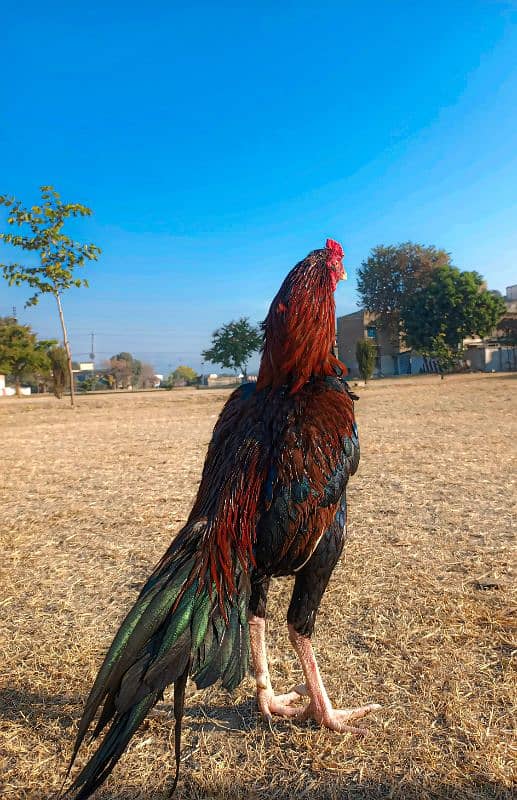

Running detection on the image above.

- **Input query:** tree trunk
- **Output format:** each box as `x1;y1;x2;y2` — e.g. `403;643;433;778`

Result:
15;376;21;397
54;291;75;408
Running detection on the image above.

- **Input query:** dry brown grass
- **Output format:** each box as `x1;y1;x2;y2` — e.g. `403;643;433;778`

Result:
1;373;515;800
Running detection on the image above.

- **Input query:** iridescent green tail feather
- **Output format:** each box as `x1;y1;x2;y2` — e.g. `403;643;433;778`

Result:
64;523;250;800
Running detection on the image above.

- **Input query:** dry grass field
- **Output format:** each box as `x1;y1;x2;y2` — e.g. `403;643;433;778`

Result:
1;373;515;800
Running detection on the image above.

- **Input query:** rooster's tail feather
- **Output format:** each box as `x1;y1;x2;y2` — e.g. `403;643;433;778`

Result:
65;521;250;799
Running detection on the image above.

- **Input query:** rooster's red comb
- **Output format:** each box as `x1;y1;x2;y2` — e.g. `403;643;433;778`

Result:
325;238;344;266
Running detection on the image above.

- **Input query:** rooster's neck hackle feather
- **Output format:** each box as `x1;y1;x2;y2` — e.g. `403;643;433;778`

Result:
257;241;347;393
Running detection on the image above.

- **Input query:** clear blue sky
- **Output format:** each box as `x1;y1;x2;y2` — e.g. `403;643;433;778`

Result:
1;1;516;375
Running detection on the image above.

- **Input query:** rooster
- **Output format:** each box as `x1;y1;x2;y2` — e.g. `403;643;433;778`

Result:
64;239;381;799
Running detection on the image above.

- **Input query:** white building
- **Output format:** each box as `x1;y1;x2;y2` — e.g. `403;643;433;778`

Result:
0;374;31;396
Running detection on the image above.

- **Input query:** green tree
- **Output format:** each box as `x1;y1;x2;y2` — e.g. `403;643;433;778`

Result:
355;338;377;382
421;333;462;376
48;345;69;399
0;317;54;396
0;186;101;407
169;365;198;386
202;317;262;378
106;352;143;388
357;243;451;342
78;373;99;392
401;265;506;368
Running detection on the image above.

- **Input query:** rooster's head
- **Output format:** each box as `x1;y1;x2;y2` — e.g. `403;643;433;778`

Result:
257;239;347;393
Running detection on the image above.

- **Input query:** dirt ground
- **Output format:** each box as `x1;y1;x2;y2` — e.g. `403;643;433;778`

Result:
0;373;515;799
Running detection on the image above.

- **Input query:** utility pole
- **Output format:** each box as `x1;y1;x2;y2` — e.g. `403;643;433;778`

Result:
89;332;95;362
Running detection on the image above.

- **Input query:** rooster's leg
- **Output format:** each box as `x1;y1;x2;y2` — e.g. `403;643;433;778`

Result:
249;574;304;720
288;624;381;733
249;615;304;720
286;521;381;734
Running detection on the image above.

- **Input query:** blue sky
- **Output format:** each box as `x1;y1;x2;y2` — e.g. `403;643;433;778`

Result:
1;1;516;375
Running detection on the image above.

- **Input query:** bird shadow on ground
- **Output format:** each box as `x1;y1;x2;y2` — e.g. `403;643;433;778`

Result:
0;687;266;736
151;698;259;732
3;692;514;799
26;778;517;800
0;686;78;728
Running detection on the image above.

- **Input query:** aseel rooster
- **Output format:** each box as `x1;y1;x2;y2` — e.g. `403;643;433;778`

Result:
64;239;381;799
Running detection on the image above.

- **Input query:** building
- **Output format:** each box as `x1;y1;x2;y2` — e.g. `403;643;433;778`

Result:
199;373;241;388
506;284;517;302
336;310;424;378
72;361;95;375
337;283;517;378
463;285;517;372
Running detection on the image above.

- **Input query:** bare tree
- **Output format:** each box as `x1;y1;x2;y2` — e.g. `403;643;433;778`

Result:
140;362;157;389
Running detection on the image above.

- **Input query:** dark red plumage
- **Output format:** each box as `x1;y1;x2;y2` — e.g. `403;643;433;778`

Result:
64;239;378;800
257;244;347;393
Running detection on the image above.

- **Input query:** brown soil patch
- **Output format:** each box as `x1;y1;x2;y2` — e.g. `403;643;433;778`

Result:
1;374;515;799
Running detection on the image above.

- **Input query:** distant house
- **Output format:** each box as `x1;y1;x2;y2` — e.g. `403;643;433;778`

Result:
463;285;517;372
337;284;517;378
336;311;424;378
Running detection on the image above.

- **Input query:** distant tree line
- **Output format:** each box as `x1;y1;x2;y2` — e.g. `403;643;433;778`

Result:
0;320;159;396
